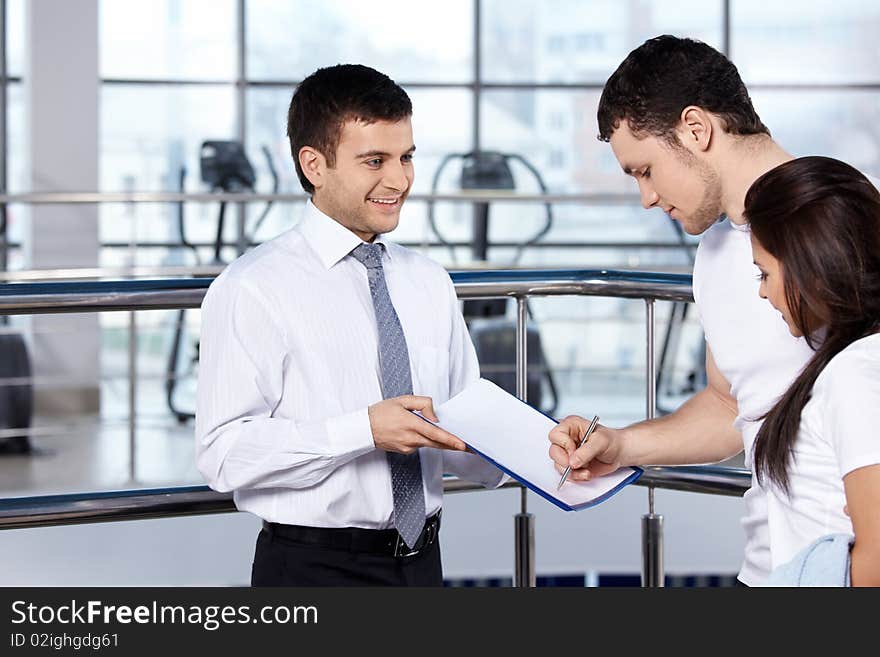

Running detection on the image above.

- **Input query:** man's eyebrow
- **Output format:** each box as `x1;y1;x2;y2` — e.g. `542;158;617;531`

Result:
354;145;416;159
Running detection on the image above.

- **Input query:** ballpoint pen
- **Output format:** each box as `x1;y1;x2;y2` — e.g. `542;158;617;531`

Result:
556;414;600;490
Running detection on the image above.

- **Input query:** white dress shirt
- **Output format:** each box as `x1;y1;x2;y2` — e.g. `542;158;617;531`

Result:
195;201;503;529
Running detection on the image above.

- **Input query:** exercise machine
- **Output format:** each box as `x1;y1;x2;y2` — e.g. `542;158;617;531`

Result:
165;141;278;422
427;151;558;415
0;205;33;454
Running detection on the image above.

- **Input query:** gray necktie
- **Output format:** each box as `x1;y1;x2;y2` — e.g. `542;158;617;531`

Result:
350;242;426;549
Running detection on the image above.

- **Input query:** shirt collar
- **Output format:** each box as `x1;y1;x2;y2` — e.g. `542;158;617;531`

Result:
729;218;751;233
298;200;394;269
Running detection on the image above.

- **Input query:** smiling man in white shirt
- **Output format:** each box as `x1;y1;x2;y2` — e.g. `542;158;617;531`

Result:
195;64;503;586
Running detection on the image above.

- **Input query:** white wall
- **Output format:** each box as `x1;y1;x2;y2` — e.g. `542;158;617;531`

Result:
23;0;100;414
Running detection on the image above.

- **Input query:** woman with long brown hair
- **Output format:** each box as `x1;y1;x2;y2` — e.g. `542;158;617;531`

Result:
746;155;880;585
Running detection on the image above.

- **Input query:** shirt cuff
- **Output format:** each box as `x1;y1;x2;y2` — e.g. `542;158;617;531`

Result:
324;407;376;459
443;451;508;488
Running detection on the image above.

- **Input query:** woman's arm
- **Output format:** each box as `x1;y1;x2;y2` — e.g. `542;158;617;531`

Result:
844;463;880;586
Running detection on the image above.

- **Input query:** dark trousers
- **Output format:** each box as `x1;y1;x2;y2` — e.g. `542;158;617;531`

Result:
251;526;443;587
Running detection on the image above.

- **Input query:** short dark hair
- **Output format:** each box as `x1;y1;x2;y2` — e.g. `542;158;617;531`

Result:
746;156;880;494
286;64;412;194
597;35;769;143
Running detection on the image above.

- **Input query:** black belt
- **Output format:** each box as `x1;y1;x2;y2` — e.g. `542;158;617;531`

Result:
262;511;441;558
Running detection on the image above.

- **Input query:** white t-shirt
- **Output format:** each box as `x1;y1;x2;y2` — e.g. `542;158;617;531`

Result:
766;333;880;569
692;218;814;585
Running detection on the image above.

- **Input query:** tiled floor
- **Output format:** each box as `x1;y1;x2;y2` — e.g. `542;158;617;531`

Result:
0;380;200;497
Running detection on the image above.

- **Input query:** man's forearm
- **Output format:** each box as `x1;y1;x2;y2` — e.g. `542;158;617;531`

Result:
195;409;375;492
619;387;743;467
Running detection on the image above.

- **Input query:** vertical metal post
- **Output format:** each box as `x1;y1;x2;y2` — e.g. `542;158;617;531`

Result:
128;310;137;481
0;0;8;280
514;296;535;587
472;0;481;153
722;0;731;58
645;299;656;425
642;298;663;586
470;0;483;266
124;205;137;480
125;178;137;482
235;0;248;257
642;513;664;587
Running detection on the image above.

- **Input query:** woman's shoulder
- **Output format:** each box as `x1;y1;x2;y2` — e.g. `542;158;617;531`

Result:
815;333;880;397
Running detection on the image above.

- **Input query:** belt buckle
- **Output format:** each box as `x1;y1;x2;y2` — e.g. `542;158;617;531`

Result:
392;514;440;558
393;533;421;558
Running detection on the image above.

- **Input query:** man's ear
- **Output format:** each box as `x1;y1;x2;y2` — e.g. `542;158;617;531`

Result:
678;106;713;152
298;146;325;190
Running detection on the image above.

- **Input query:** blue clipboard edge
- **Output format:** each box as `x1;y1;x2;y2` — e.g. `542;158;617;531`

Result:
463;441;643;512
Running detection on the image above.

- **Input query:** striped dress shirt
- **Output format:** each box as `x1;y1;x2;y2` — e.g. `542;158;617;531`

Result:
195;201;504;529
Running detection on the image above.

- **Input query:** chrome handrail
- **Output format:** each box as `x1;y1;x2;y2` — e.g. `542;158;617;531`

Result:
0;269;693;315
636;465;750;497
0;468;749;531
0;191;640;204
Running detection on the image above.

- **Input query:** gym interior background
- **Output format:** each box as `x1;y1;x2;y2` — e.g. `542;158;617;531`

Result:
0;0;877;586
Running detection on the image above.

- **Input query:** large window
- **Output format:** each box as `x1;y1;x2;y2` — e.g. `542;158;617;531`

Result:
100;0;236;81
246;0;474;83
731;0;880;85
481;0;722;83
5;1;879;259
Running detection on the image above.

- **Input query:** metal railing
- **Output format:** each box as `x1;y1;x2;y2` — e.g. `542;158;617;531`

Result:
0;270;750;586
0;269;696;315
0;465;750;530
0;191;640;204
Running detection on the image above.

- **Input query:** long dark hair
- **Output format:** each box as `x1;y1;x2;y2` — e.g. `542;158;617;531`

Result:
745;156;880;493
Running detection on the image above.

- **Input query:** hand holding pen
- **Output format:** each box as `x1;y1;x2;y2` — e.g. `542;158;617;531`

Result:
556;415;599;489
549;414;626;484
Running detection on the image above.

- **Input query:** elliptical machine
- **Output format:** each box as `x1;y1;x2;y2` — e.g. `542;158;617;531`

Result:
427;151;558;416
165;141;278;422
0;321;33;454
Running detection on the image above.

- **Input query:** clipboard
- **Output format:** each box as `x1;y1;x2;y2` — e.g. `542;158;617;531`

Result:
432;378;642;511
